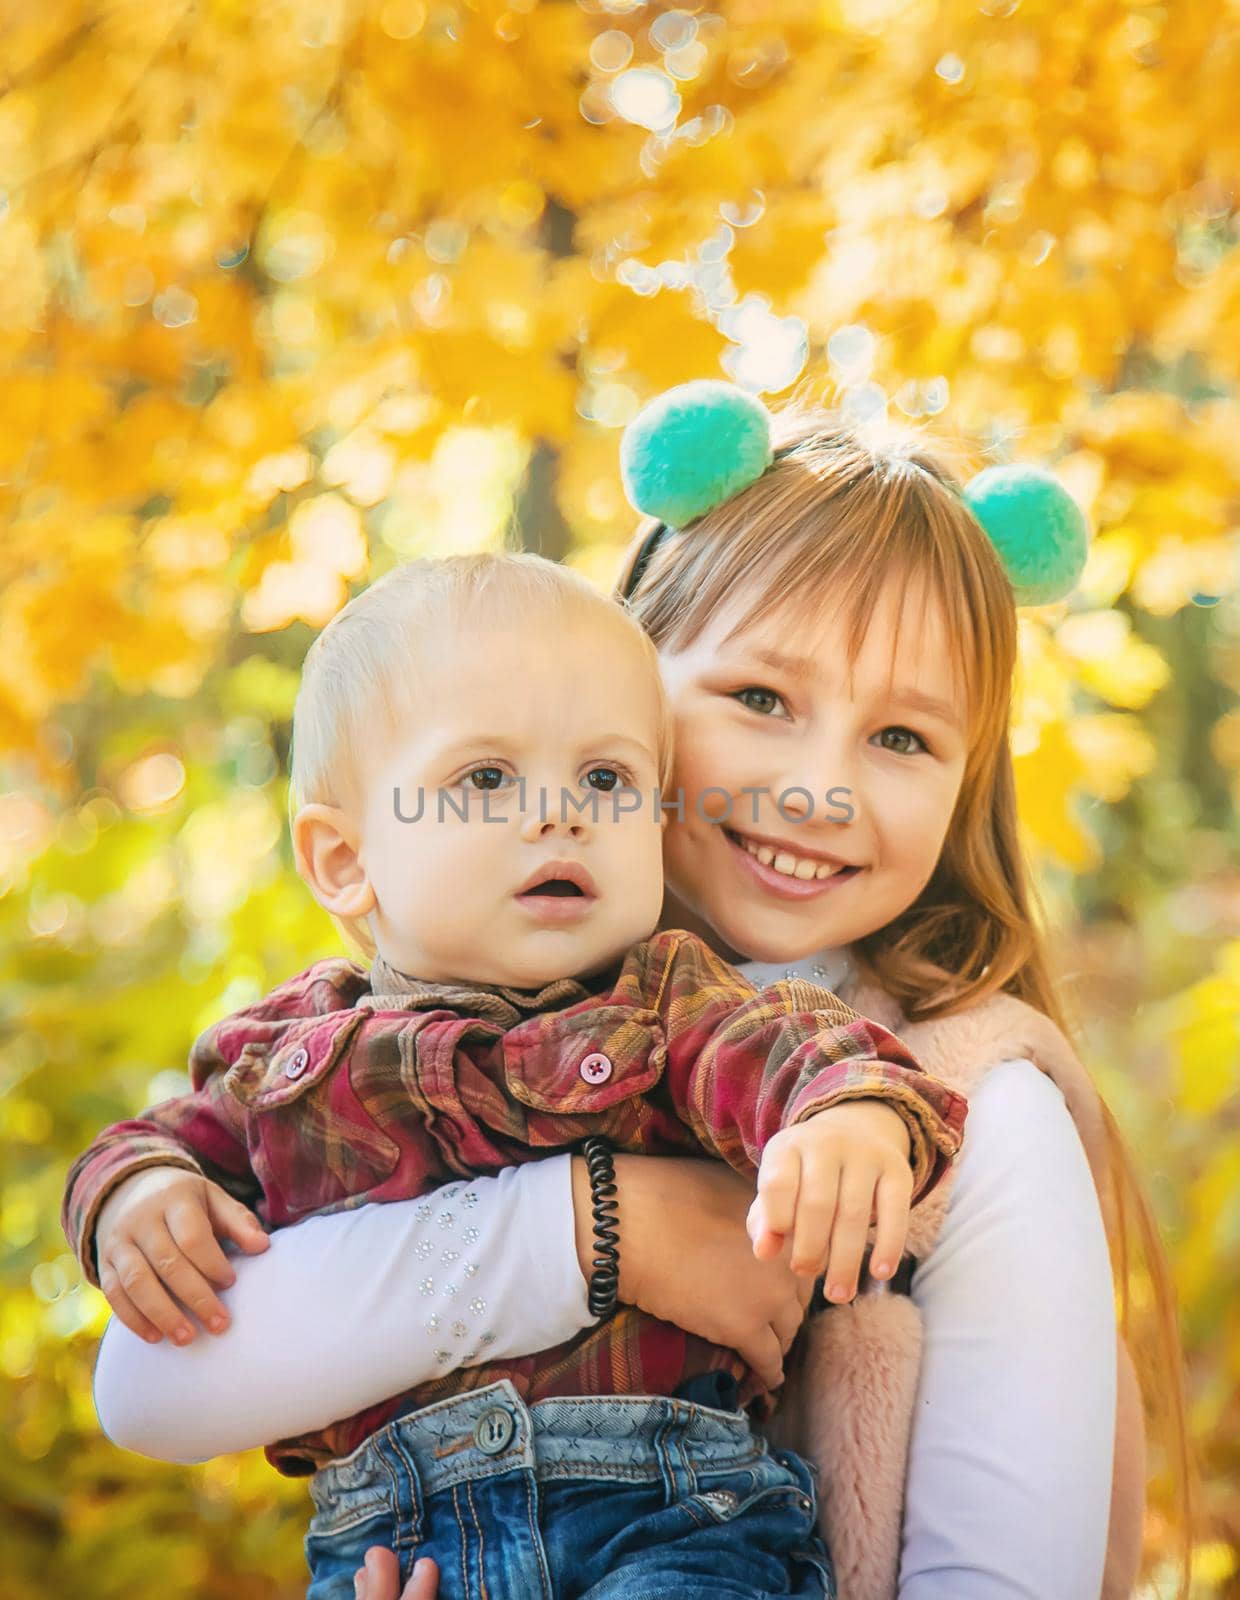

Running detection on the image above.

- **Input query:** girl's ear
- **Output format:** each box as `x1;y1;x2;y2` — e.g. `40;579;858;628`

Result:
292;803;376;920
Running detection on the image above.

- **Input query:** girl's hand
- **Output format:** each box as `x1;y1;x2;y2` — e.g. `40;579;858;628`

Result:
354;1548;438;1599
572;1153;815;1390
748;1098;914;1303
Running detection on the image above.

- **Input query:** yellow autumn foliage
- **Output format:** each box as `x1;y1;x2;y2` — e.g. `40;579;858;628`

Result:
1;1;1237;1596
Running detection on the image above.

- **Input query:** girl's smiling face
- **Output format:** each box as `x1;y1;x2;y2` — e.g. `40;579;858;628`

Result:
657;574;971;965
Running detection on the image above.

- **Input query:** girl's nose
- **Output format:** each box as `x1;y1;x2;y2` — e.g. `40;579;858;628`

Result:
768;781;814;823
771;738;855;824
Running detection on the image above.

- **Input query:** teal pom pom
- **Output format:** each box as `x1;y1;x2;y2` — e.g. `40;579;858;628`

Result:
620;380;774;527
963;464;1089;606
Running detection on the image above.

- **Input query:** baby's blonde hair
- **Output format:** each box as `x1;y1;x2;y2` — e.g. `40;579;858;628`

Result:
288;550;675;961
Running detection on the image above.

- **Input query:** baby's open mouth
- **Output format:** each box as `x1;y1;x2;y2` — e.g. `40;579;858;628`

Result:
516;860;599;902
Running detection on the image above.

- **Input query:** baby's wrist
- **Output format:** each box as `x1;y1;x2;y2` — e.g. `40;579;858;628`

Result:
825;1094;908;1145
843;1094;913;1154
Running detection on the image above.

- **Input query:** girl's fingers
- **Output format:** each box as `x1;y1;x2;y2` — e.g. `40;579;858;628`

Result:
868;1164;914;1280
771;1298;806;1358
102;1245;195;1343
736;1323;785;1391
822;1167;879;1302
137;1224;230;1333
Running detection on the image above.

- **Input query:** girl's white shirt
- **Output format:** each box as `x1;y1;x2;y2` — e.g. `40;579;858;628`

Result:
92;944;1115;1600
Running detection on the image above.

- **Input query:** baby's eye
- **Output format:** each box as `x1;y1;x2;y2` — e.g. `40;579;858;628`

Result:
874;726;929;756
733;686;787;717
583;766;623;792
464;766;512;790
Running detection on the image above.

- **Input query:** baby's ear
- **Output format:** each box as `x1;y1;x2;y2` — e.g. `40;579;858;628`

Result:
291;804;376;919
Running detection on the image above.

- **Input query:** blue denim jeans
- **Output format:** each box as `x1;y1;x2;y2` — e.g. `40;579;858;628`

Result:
304;1377;836;1599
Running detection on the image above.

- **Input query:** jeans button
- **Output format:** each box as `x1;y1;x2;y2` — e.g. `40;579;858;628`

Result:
474;1406;515;1455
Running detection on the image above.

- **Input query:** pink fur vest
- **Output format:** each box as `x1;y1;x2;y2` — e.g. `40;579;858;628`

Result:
760;977;1145;1600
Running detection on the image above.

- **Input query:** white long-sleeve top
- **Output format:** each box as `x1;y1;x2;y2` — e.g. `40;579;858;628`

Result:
92;1153;597;1461
92;946;1116;1599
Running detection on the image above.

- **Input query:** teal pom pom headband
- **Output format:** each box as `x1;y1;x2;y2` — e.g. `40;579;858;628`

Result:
618;379;1089;608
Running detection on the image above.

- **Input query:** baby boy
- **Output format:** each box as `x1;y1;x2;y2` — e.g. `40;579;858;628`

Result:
62;551;966;1483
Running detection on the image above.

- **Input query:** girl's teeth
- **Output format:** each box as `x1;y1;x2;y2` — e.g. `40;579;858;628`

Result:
739;834;844;881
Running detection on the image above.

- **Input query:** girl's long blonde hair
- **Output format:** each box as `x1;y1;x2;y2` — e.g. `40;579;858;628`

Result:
617;400;1194;1597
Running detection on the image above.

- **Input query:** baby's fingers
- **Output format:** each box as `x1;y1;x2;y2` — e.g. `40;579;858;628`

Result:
867;1164;914;1282
822;1168;879;1303
136;1224;230;1338
169;1199;237;1287
789;1164;841;1277
205;1186;270;1255
98;1276;163;1344
751;1135;803;1254
100;1245;196;1345
167;1202;241;1332
746;1193;784;1260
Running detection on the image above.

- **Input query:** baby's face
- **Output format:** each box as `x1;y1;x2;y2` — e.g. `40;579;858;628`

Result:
354;611;667;987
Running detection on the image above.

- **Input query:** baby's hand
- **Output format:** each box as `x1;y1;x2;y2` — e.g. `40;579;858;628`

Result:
93;1166;269;1346
748;1099;913;1303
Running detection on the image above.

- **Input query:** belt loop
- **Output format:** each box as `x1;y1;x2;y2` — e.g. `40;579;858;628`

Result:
376;1425;427;1549
654;1402;699;1503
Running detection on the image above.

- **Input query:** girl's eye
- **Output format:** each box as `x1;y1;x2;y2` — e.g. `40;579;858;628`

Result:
464;766;511;790
733;686;787;717
584;766;623;792
874;726;929;756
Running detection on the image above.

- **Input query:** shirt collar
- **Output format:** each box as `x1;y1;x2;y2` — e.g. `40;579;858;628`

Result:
363;950;595;1030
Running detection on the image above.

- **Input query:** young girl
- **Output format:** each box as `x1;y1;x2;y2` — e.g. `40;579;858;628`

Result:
91;384;1190;1599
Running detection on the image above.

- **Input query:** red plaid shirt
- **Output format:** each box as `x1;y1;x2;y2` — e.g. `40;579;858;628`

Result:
63;929;967;1476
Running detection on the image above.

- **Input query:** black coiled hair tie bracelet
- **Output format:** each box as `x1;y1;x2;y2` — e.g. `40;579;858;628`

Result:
581;1135;621;1319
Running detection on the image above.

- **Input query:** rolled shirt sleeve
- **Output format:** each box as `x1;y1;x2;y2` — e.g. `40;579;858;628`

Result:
647;934;968;1203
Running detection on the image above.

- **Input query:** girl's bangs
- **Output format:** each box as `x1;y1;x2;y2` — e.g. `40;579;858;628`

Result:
652;464;996;747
